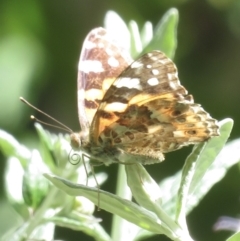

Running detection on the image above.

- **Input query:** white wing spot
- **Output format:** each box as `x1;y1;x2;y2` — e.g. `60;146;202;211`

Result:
84;41;96;49
104;102;128;112
169;80;178;90
78;89;85;101
131;61;143;68
159;59;168;64
173;130;186;138
108;57;119;67
114;77;130;87
152;69;159;75
147;77;159;86
167;73;177;81
146;64;152;69
115;77;141;89
79;60;104;73
106;48;114;56
97;42;104;48
84;88;103;100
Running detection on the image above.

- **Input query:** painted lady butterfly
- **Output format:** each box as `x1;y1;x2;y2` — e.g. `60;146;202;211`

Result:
70;27;219;166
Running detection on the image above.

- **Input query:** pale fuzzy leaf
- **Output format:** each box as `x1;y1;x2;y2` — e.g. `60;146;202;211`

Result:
140;21;153;49
158;119;236;217
129;20;142;57
104;11;130;51
125;164;189;241
0;129;31;167
44;174;170;234
111;165;138;241
47;214;110;241
189;118;233;194
142;8;178;58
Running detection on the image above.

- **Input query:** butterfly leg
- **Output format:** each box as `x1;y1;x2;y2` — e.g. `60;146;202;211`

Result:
89;164;101;210
82;153;90;186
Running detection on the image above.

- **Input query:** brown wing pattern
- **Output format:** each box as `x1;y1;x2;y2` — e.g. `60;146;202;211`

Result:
90;51;219;163
77;27;132;132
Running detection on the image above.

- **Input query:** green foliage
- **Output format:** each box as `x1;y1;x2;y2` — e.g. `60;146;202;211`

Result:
44;118;235;241
227;232;240;241
0;8;239;241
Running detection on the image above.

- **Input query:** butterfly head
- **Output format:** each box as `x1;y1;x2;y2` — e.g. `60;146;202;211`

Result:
70;131;89;150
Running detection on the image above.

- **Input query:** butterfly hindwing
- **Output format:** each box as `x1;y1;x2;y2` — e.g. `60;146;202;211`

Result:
90;51;185;138
89;51;219;163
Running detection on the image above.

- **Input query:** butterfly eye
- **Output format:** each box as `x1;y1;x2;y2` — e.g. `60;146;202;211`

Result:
70;133;81;149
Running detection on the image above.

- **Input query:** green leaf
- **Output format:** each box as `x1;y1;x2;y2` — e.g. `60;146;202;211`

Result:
104;10;131;51
126;164;162;212
134;119;236;240
176;119;233;224
0;199;24;238
175;143;203;229
129;20;143;57
126;164;185;240
22;150;49;209
0;130;30;217
142;8;178;58
189;118;233;195
35;123;74;171
175;117;232;226
140;21;153;50
1;222;55;241
227;232;240;241
158;118;235;219
47;213;111;241
156;171;182;218
4;157;25;204
161;134;240;220
111;165;138;241
44;173;176;236
0;129;31;168
34;123;57;169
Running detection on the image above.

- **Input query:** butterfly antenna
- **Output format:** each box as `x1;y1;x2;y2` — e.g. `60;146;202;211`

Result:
20;97;73;133
30;115;71;133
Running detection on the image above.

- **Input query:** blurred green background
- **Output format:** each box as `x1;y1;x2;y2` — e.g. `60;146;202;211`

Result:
0;0;240;240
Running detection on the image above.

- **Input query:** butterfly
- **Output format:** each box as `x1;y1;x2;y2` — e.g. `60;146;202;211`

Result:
70;27;219;166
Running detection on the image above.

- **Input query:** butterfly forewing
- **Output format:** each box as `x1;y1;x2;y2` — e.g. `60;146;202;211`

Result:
77;27;132;133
